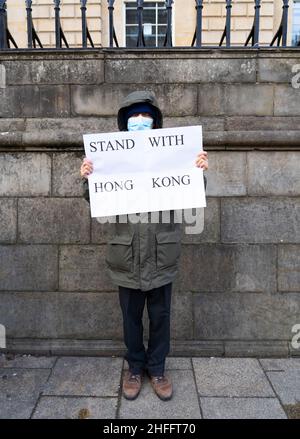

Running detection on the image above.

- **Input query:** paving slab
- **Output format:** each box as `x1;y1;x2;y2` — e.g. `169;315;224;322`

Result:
43;356;123;397
119;370;201;419
259;358;300;405
192;358;275;397
0;399;36;419
32;396;118;419
200;397;287;419
265;370;300;405
0;353;56;369
0;355;297;419
259;358;300;371
165;357;192;370
0;368;51;419
123;357;192;371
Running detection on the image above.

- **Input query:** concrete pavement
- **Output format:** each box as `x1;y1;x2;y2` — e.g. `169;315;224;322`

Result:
0;354;299;419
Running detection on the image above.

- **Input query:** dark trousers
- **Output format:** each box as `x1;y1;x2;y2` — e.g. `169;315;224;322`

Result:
118;282;172;377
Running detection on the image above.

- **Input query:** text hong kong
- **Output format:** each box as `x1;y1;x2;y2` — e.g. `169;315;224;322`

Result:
88;133;189;193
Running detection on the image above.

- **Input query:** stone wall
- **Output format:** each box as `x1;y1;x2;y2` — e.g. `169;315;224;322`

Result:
0;48;300;357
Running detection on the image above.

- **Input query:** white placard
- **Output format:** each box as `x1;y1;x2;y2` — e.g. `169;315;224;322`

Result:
83;125;206;218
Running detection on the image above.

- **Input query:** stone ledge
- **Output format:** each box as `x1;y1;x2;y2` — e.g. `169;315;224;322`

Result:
1;47;299;60
225;341;289;357
1;128;300;149
2;338;292;357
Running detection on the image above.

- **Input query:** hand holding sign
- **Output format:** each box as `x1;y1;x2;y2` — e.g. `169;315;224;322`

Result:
80;157;93;178
195;151;209;170
83;125;206;218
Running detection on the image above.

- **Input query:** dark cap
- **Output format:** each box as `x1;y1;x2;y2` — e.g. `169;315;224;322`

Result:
117;91;163;131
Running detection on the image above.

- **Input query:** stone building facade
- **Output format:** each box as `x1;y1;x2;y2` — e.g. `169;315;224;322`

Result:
5;0;300;48
0;48;299;356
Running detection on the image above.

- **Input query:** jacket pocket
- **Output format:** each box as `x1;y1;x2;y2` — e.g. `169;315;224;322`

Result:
155;230;182;270
105;233;134;272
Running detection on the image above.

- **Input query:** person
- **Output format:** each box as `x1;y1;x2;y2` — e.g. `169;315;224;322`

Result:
80;91;208;401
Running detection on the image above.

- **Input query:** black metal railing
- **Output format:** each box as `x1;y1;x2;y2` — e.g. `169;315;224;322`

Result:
245;0;261;47
0;0;299;50
219;0;232;48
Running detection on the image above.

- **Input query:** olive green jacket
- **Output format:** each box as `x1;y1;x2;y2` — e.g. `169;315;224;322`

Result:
82;175;207;292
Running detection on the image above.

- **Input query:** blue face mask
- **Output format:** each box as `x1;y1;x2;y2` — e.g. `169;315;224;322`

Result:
127;115;154;131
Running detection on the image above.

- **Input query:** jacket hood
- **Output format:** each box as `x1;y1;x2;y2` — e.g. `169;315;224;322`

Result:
117;91;163;131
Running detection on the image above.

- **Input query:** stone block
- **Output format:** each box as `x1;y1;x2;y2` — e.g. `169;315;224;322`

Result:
225;84;274;116
18;198;90;244
32;396;117;419
105;58;256;83
274;85;300;116
198;84;225;116
259;358;300;371
164;116;225;132
39;85;70;117
59;245;113;291
0;199;17;243
193;292;300;339
43;356;123;396
181;198;220;243
198;84;274;116
0;292;123;339
0;368;50;419
193;358;275;397
165;357;192;370
258;58;300;83
52;152;87;197
0;86;40;118
0;153;51;196
71;84;198;117
247;151;300;196
0;354;56;369
266;369;300;405
278;245;300;292
200;397;287;419
0;85;69;118
221;198;300;243
225;116;300;131
203;152;247;196
0;119;25;132
0;245;58;291
0;132;25;147
23;117;118;148
170;291;193;340
179;243;276;292
4;59;104;85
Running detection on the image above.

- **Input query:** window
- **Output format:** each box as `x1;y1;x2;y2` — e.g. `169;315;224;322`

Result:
292;1;300;46
125;2;168;47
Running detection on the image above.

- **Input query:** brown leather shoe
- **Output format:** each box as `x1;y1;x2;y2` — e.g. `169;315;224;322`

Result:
149;374;173;401
122;370;143;400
